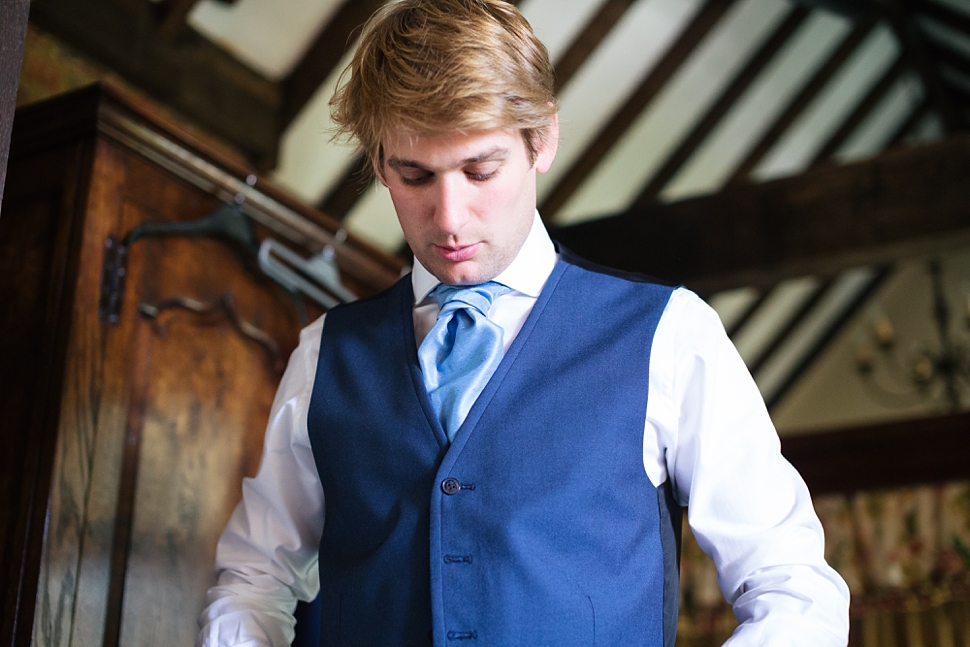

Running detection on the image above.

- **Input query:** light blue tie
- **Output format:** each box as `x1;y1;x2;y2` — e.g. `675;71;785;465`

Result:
418;281;512;441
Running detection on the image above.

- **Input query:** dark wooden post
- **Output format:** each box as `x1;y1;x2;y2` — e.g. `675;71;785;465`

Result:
0;0;30;213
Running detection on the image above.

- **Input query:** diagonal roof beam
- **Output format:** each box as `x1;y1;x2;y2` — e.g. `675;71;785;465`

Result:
631;5;811;206
319;154;371;221
925;40;970;81
885;97;931;147
745;279;833;376
280;0;386;131
538;0;740;221
549;132;970;293
553;0;638;93
728;17;878;184
761;268;890;410
724;291;769;339
155;0;203;40
948;81;970;106
909;0;970;39
885;0;967;131
809;55;908;164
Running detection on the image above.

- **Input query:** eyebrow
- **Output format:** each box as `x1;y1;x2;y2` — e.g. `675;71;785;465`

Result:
386;147;510;171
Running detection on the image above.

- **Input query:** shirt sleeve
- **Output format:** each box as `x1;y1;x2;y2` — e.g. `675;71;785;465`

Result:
197;316;327;647
648;288;850;646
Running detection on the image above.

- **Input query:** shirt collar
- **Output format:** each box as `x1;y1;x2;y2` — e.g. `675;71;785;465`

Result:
411;210;557;303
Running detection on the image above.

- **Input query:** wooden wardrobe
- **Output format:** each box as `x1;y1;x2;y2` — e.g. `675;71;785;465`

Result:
0;84;401;647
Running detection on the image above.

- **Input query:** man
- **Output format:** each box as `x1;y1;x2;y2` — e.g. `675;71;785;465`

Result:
198;0;850;645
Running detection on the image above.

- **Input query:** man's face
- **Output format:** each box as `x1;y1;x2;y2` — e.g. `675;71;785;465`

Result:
378;122;558;286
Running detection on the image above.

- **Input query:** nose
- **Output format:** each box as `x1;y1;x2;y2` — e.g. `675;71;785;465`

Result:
432;175;469;236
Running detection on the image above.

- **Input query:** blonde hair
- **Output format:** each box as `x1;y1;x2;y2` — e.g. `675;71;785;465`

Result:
330;0;558;166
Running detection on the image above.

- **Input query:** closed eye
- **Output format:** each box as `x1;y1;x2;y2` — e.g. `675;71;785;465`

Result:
399;172;432;186
465;163;501;182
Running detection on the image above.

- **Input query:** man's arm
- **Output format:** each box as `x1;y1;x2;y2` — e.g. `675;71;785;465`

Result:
648;289;850;646
197;317;327;647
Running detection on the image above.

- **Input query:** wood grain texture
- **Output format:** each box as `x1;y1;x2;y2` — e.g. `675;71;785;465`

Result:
2;86;397;647
0;136;96;647
26;134;305;647
31;138;130;647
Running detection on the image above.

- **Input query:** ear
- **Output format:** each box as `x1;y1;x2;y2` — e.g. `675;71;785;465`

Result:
535;112;559;175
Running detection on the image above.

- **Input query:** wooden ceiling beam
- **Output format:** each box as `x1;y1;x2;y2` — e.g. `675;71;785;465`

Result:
28;0;281;166
948;80;970;106
553;0;637;93
728;17;878;184
724;291;769;338
549;132;970;293
763;267;890;410
909;0;970;40
319;154;370;221
155;0;202;40
885;97;931;147
809;55;907;164
789;0;876;19
926;41;970;82
886;0;967;131
745;279;833;376
781;411;970;495
539;0;740;221
280;0;385;131
632;5;811;206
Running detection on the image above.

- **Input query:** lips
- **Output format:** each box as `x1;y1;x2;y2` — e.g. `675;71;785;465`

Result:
435;243;480;262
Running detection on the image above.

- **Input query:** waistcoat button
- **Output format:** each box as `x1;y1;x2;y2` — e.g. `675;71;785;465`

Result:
441;477;461;495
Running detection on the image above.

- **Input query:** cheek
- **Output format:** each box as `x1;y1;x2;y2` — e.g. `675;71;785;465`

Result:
486;176;526;210
388;190;424;230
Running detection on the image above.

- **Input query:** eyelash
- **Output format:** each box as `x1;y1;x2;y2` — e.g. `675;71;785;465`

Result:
399;170;497;186
467;171;497;182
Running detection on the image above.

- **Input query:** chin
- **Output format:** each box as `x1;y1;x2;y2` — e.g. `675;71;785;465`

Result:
439;264;493;286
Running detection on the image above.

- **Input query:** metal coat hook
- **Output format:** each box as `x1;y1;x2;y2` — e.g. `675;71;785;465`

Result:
139;290;285;374
124;174;259;253
258;236;357;310
98;174;354;327
100;175;261;325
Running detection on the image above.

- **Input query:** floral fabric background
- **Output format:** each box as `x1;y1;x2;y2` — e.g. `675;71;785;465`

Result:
676;481;970;646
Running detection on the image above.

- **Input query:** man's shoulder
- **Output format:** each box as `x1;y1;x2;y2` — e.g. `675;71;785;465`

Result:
555;244;679;299
322;273;412;327
556;243;677;288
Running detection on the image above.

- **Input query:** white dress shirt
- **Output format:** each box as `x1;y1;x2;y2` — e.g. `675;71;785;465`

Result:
198;212;850;647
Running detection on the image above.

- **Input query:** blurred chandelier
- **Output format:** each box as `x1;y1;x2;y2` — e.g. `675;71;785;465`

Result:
854;259;970;413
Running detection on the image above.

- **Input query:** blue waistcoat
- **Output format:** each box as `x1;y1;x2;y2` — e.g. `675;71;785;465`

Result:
307;251;681;647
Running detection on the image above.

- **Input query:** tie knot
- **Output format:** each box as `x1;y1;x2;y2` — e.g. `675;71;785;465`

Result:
432;281;511;317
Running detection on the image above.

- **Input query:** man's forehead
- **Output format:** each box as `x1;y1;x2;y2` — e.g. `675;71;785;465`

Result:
381;126;525;164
